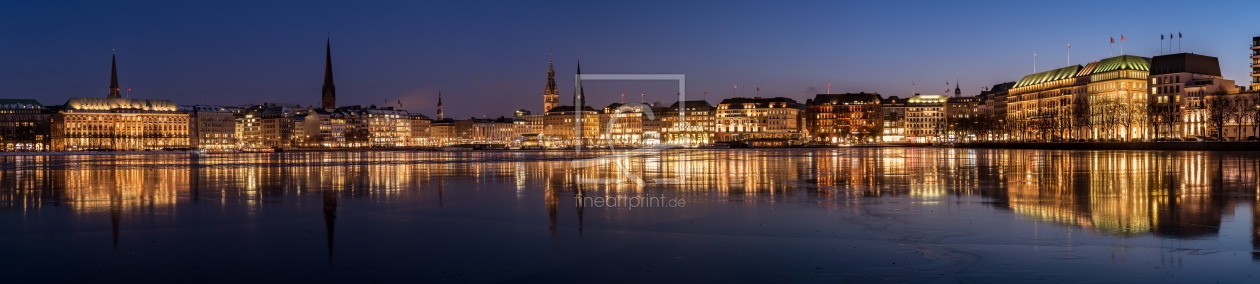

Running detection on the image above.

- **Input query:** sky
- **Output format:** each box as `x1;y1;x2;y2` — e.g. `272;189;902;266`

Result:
2;0;1258;119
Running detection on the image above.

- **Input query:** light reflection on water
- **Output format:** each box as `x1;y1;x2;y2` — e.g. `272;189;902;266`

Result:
1;148;1259;282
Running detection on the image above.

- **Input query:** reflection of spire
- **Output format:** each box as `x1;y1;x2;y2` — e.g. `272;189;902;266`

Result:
437;175;445;208
546;183;557;241
322;190;338;263
110;187;122;250
575;188;584;236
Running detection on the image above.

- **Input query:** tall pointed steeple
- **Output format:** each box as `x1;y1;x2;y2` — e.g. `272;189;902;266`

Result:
574;62;585;109
436;91;445;120
954;79;961;97
108;51;120;99
321;37;337;109
543;50;559;113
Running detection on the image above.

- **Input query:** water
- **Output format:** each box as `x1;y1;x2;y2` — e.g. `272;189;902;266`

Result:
1;148;1259;282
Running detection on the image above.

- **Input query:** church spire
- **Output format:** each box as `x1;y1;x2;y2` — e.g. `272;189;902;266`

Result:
574;62;584;109
321;37;337;109
436;91;445;120
108;51;120;99
954;79;961;97
543;50;559;113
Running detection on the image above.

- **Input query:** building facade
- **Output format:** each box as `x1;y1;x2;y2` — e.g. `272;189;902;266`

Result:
0;99;51;151
804;93;883;144
50;98;190;151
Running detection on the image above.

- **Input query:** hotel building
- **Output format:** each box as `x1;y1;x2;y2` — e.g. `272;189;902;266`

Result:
660;100;716;145
50;98;190;151
714;97;803;145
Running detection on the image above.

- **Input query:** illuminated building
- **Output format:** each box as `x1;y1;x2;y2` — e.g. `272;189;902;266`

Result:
543;106;600;146
1251;36;1260;91
1007;64;1089;140
181;105;236;150
338;105;411;147
1086;55;1150;140
804;93;883;144
598;102;663;145
408;113;431;146
301;108;347;147
879;96;907;142
660;100;715;145
904;94;947;142
1148;53;1236;138
714;97;803;146
50;98;190;151
0;99;51;151
237;104;296;148
514;109;544;136
944;96;984;141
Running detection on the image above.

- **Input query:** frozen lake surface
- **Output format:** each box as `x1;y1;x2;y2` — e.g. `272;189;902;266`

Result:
1;148;1259;282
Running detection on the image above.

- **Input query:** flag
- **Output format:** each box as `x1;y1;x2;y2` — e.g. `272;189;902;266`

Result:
1110;37;1114;43
1067;43;1071;48
756;87;760;92
1178;32;1182;38
1121;35;1126;42
1161;34;1164;40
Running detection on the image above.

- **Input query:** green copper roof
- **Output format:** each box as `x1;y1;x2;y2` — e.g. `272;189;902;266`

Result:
1091;55;1149;74
1014;65;1082;88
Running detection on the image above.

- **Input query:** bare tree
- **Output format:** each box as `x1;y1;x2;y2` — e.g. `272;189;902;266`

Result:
1204;92;1231;140
1071;94;1091;139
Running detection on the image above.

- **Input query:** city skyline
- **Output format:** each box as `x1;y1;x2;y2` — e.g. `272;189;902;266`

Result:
3;0;1260;118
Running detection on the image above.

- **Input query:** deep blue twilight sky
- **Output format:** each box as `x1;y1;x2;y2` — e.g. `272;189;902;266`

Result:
1;0;1257;118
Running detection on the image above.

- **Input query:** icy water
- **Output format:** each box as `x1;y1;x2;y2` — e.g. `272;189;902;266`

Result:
2;148;1260;283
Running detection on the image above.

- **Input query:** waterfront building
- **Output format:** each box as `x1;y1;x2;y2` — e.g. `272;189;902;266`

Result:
945;96;984;141
430;118;459;145
469;117;521;145
1086;55;1150;140
1149;53;1238;139
50;98;190;151
0;99;51;151
660;100;715;145
181;105;236;150
300;108;347;147
338;105;411;147
804;93;883;144
714;97;803;146
879;96;907;142
904;94;947;142
543;106;600;146
514;109;544;136
237;104;297;148
1251;36;1260;91
1007;64;1090;141
408;113;431;146
599;102;660;145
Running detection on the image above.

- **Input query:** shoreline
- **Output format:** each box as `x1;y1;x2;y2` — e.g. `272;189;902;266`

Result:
4;142;1259;156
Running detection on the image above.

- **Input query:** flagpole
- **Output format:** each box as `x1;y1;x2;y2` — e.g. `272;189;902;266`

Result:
1067;43;1071;65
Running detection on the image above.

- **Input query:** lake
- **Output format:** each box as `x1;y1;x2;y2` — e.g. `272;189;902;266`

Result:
1;148;1259;282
